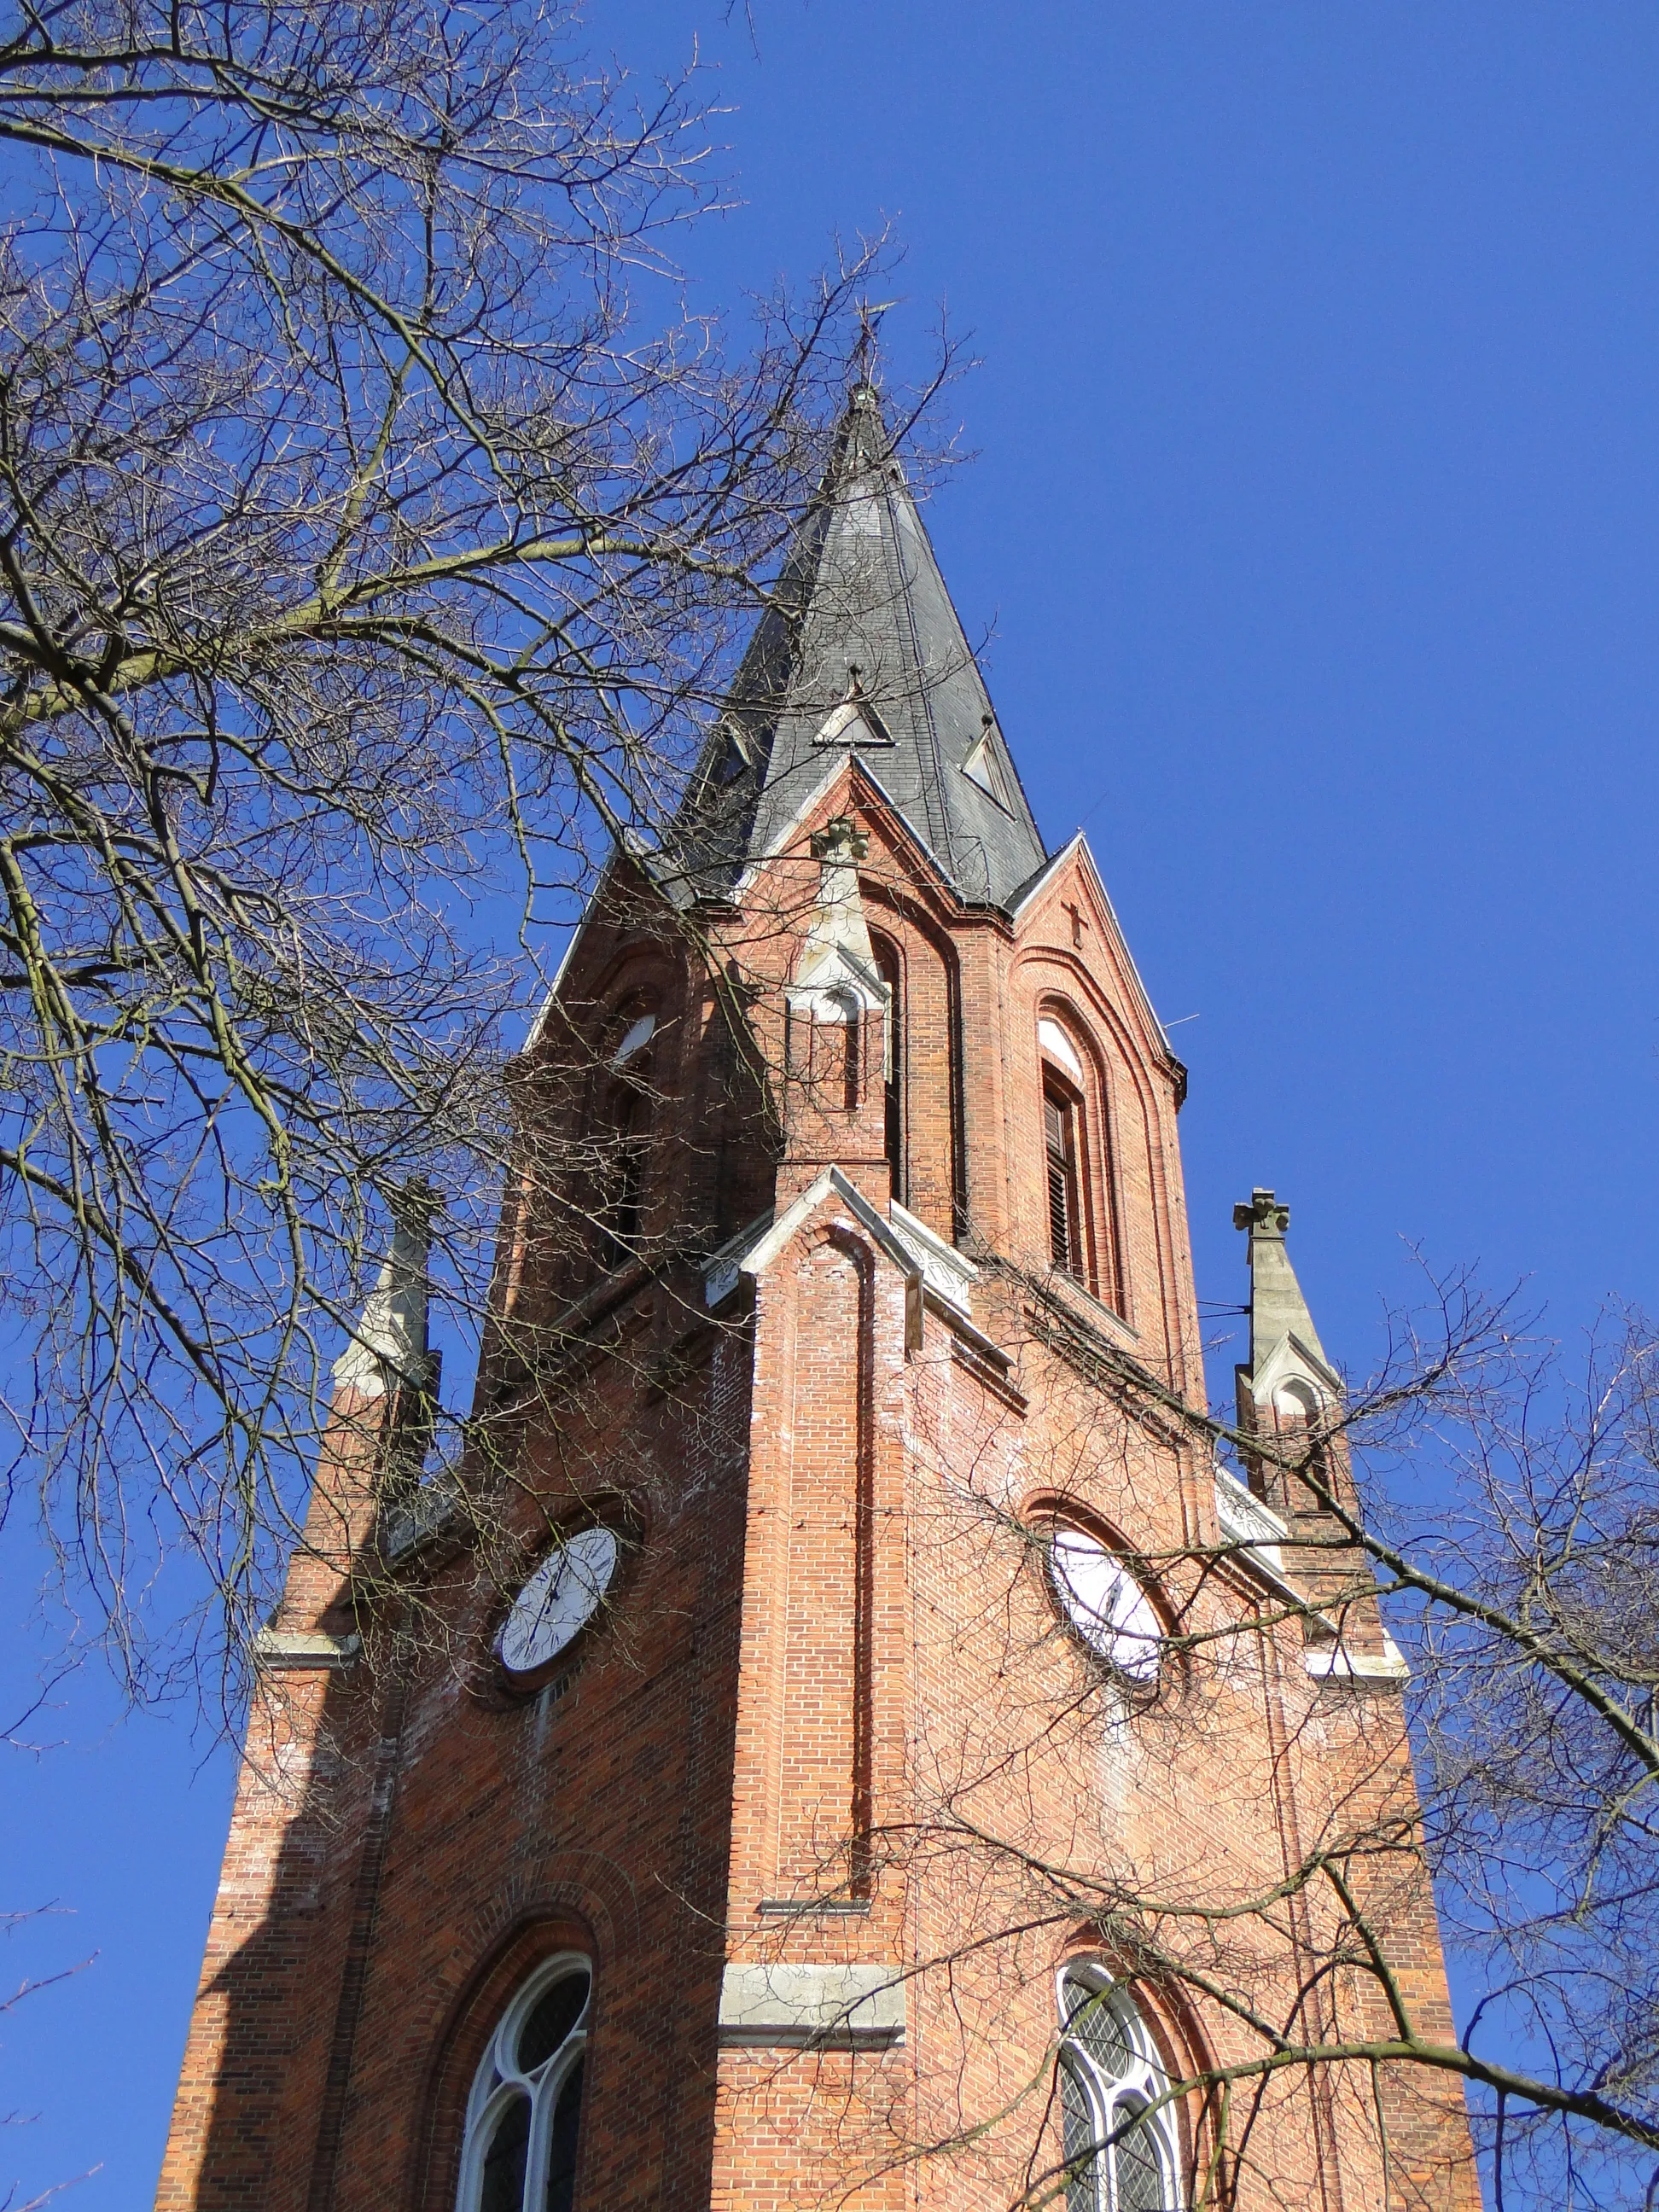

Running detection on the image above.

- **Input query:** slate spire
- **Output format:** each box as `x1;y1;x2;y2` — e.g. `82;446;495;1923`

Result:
680;382;1049;907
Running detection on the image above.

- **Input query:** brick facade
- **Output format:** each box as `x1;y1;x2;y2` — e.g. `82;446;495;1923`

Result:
159;399;1478;2212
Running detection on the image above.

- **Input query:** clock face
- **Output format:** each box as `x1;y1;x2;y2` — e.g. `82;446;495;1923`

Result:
1050;1528;1162;1684
497;1528;620;1678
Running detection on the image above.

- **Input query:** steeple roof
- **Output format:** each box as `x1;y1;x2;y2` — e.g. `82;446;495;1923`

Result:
675;385;1049;907
1233;1189;1341;1410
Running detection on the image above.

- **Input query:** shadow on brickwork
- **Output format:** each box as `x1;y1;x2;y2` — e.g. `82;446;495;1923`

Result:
183;1406;747;2212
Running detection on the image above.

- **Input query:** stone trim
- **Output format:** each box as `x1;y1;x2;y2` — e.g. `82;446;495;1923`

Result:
1305;1633;1410;1688
1214;1464;1288;1576
717;1962;905;2049
253;1627;362;1670
889;1199;976;1318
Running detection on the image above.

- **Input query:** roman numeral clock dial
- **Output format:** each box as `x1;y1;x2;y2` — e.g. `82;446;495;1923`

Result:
497;1528;620;1678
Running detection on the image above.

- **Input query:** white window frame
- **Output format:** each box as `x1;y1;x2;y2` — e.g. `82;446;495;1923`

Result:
456;1953;591;2212
1057;1967;1182;2212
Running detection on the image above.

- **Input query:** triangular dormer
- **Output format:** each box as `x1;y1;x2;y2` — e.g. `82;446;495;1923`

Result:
961;721;1016;813
812;667;896;749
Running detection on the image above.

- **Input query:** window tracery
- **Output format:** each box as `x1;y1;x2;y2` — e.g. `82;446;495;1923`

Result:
456;1956;590;2212
1058;1969;1180;2212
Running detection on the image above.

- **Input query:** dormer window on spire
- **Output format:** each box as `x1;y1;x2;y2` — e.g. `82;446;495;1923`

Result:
962;716;1016;814
813;667;895;749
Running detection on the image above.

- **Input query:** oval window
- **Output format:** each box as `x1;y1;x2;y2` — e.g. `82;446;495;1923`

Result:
498;1528;620;1677
1050;1528;1162;1685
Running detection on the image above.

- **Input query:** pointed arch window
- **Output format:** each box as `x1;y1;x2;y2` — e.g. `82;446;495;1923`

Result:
588;999;661;1266
597;1077;649;1262
1037;1011;1124;1315
872;936;905;1202
1058;1970;1180;2212
457;1956;590;2212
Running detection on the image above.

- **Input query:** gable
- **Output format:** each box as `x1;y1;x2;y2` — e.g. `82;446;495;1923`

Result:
1010;834;1179;1086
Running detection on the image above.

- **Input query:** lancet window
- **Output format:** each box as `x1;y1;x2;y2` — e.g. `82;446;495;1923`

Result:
872;936;905;1202
1058;1969;1180;2212
597;1083;649;1256
591;1000;657;1266
1036;1010;1123;1313
456;1955;590;2212
1045;1080;1083;1279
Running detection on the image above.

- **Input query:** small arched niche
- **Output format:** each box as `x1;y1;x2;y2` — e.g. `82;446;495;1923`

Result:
1272;1377;1322;1424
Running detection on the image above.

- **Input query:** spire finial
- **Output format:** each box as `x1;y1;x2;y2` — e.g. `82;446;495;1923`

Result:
851;295;899;404
1233;1187;1290;1238
810;813;870;863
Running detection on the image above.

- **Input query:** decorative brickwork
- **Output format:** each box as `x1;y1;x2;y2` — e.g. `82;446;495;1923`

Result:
160;390;1477;2212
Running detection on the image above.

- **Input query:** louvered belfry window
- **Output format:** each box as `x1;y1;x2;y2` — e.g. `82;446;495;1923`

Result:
602;1081;648;1260
1045;1083;1082;1279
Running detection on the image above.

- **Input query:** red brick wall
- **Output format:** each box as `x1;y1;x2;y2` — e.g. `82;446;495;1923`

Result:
160;761;1476;2212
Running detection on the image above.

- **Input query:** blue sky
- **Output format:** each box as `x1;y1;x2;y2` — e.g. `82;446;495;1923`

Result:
6;6;1659;2204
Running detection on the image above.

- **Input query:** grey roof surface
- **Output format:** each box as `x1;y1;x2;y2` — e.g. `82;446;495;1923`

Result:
674;387;1049;908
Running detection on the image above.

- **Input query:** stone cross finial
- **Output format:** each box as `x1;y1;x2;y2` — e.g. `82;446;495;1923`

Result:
1233;1188;1290;1237
810;815;870;862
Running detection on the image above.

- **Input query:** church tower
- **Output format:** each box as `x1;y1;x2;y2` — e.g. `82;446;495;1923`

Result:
158;388;1478;2212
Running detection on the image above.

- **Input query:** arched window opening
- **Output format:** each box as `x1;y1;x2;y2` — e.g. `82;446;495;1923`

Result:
1045;1080;1084;1281
580;992;661;1272
873;938;904;1202
1058;1970;1180;2212
1272;1378;1319;1429
457;1956;591;2212
609;1011;655;1068
1037;1008;1126;1316
597;1078;649;1265
1267;1377;1330;1515
1038;1015;1086;1088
